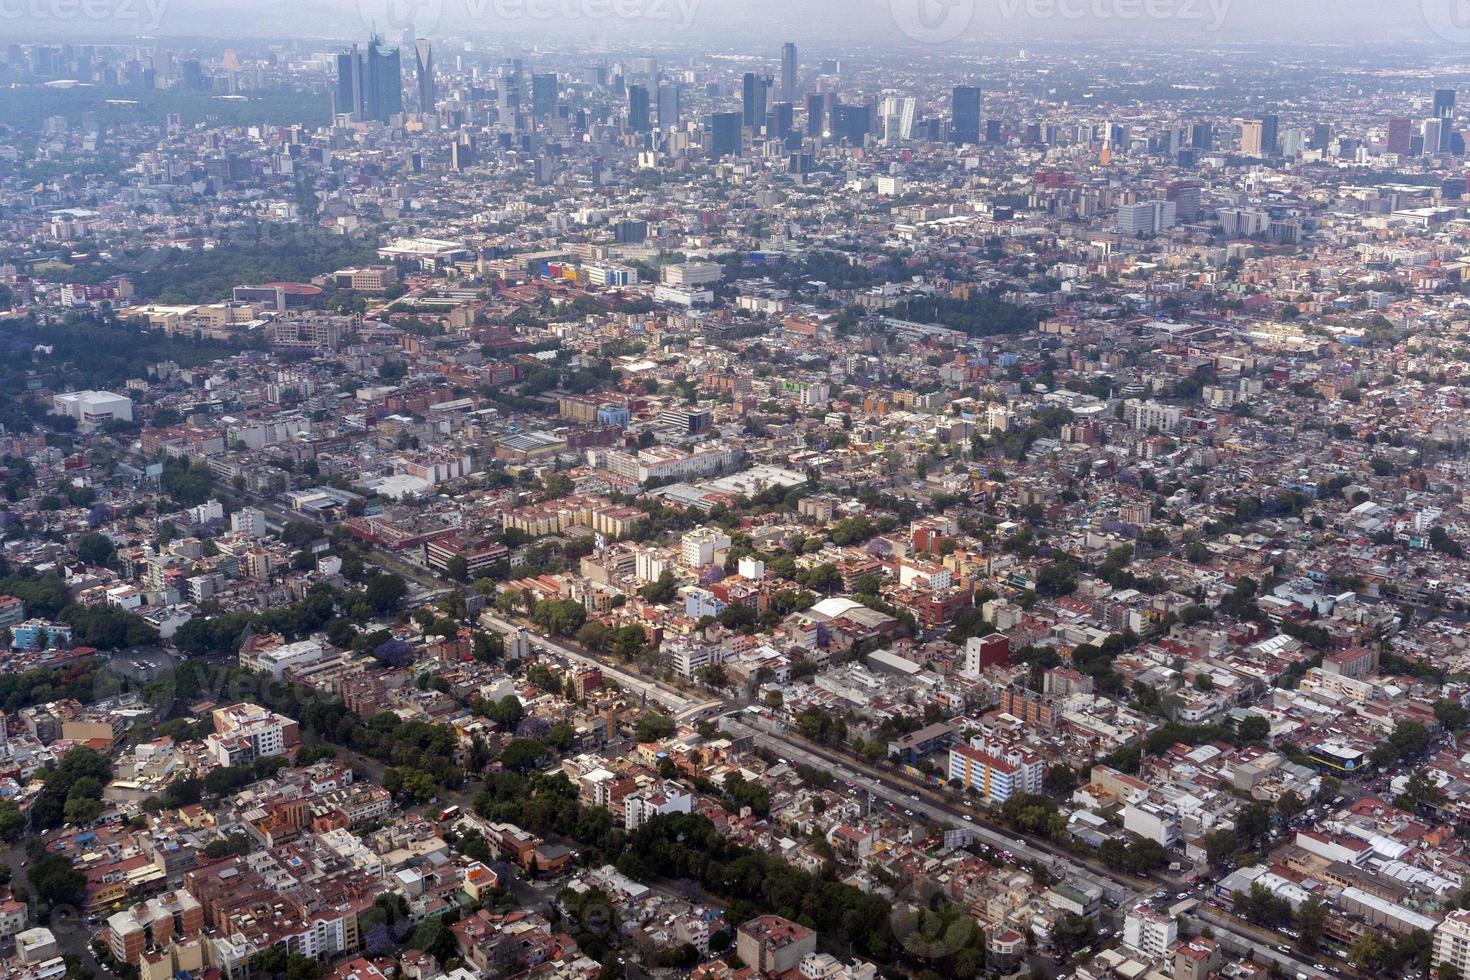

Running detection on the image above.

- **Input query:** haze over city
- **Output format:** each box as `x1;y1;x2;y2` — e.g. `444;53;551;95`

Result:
5;6;1470;980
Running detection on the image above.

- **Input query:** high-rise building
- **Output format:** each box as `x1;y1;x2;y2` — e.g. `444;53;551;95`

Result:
1117;200;1177;236
1163;181;1202;222
781;42;798;103
709;111;743;159
335;43;364;120
830;103;871;145
951;85;982;145
1190;121;1214;151
657;83;680;131
532;72;558;119
627;84;651;134
806;91;826;137
1257;114;1279;156
1423;118;1444;158
1436;910;1470;978
364;36;402;122
414;39;435;115
742;72;771;131
1387;117;1413;156
1240;119;1265;156
768;102;795;140
1436;88;1457;152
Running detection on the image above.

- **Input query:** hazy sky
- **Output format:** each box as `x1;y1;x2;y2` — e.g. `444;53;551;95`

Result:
10;0;1470;47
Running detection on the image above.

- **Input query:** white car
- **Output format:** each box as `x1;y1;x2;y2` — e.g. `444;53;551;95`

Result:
963;814;973;822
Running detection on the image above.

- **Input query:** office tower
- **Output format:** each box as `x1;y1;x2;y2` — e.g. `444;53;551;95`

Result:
830;103;870;144
768;102;795;140
1258;114;1279;156
742;72;771;131
657;83;680;131
1423;118;1444;158
628;84;651;133
951;85;982;146
1387;117;1412;156
1117;200;1177;236
1436;88;1457;152
781;42;798;103
363;36;402;122
414;39;435;115
335;44;364;119
450;139;473;171
1240;120;1265;156
806;92;826;137
179;59;204;92
532;72;558;119
1164;181;1202;222
1190;121;1214;151
881;95;915;144
709;111;743;159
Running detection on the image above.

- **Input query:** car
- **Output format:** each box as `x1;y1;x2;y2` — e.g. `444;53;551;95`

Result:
963;814;973;822
1277;946;1291;954
909;794;920;801
904;809;914;816
1314;964;1327;971
1176;892;1188;900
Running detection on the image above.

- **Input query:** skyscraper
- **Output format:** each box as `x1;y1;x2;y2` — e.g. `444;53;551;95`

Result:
768;102;795;140
710;110;743;159
1240;120;1265;157
806;92;826;137
742;72;771;131
951;86;982;146
1259;114;1279;156
414;39;435;115
657;83;680;131
335;43;364;120
1190;121;1214;151
628;84;651;134
532;73;558;120
364;36;402;122
1387;117;1413;156
1435;88;1457;152
781;42;798;104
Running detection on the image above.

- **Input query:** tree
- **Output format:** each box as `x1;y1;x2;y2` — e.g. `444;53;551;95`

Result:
76;532;115;567
365;573;408;614
636;714;676;743
1236;802;1272;847
639;571;678;604
1235;715;1270;745
446;555;469;582
1202;828;1238;868
1350;930;1387;971
485;695;525;730
1295;893;1326;953
28;853;86;906
499;738;546;773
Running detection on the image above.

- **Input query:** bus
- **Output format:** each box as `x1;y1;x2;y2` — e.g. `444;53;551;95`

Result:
437;805;461;823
